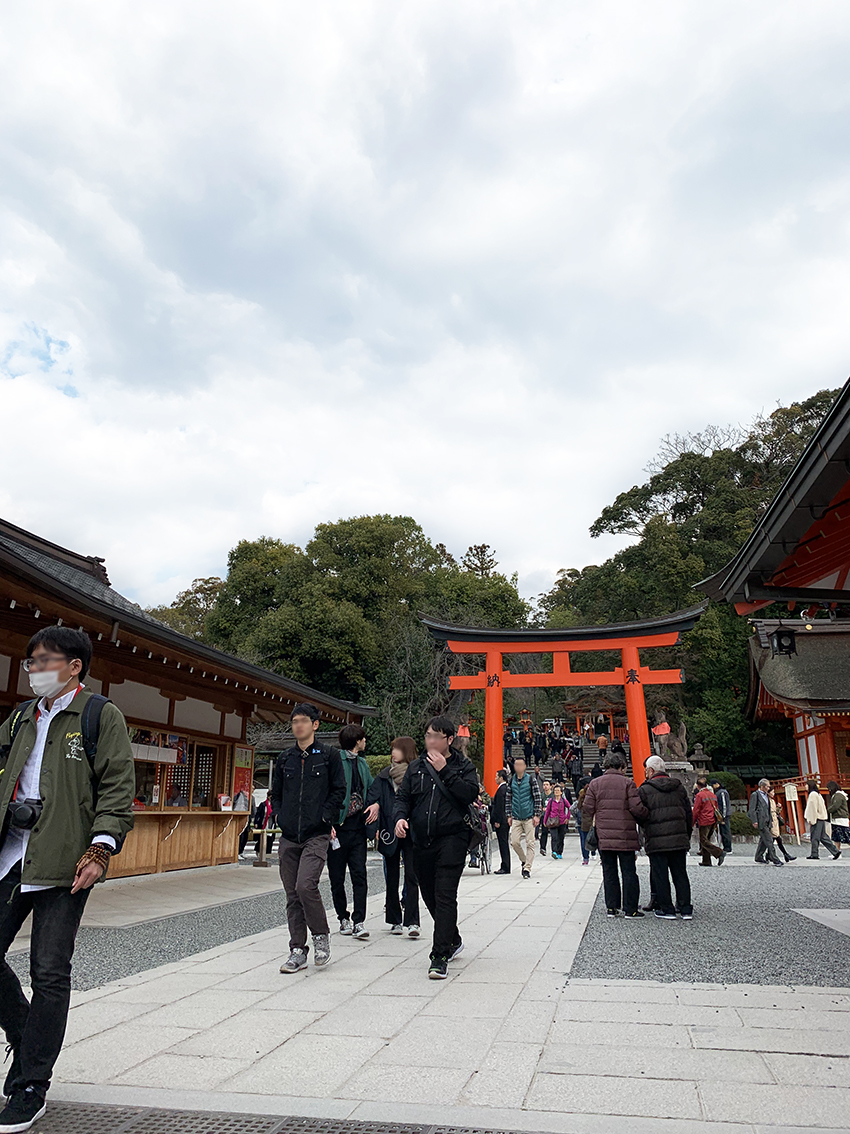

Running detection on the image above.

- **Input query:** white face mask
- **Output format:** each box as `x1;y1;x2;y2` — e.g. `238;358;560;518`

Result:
28;667;72;701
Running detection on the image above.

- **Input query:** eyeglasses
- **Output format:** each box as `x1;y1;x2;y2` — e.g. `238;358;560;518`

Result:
22;655;70;673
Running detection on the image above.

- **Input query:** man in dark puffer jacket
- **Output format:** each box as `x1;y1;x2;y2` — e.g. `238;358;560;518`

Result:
638;755;693;920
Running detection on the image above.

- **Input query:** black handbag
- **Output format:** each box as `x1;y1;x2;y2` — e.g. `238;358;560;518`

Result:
585;823;599;852
424;760;486;849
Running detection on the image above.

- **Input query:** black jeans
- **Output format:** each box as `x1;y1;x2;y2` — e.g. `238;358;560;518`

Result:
598;849;639;915
550;824;566;855
495;823;511;871
0;864;90;1093
538;825;549;851
327;825;368;924
413;833;467;960
383;841;420;926
648;849;692;916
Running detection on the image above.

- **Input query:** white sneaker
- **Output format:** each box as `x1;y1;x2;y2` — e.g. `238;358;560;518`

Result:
339;918;353;935
390;924;404;935
353;923;370;939
408;925;420;938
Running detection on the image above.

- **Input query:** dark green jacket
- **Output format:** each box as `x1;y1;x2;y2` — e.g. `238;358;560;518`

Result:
0;689;135;887
337;750;374;827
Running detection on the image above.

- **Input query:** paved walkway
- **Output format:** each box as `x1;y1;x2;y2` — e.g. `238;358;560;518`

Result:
9;860;284;955
41;839;850;1133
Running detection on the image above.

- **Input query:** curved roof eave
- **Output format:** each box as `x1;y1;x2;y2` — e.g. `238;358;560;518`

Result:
696;379;850;605
0;541;377;718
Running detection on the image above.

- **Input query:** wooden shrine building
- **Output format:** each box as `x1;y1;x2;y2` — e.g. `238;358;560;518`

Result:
0;517;375;879
699;377;850;786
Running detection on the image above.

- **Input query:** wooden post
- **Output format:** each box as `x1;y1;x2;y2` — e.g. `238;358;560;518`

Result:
484;650;503;795
621;645;650;785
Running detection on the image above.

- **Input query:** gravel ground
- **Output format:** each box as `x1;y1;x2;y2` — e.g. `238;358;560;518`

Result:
570;855;850;986
9;856;388;991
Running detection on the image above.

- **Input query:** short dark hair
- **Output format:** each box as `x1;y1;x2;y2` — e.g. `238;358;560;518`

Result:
602;751;625;770
496;769;508;782
339;724;366;750
27;626;92;680
696;777;707;788
426;715;456;739
291;702;320;722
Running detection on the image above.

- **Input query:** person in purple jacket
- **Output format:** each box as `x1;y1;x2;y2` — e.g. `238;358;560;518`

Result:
581;751;648;918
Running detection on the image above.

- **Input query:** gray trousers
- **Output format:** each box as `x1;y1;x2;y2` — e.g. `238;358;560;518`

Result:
810;819;839;859
755;825;781;864
278;834;331;950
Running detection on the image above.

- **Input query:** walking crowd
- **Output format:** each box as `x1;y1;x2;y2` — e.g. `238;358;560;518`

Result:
0;633;847;1134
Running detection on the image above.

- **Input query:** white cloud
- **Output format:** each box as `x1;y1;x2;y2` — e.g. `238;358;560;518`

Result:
1;0;850;607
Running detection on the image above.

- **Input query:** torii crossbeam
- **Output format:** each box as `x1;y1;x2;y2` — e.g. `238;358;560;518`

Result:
422;605;706;792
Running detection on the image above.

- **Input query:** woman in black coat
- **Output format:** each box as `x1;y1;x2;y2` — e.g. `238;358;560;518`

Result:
365;737;420;936
638;756;693;919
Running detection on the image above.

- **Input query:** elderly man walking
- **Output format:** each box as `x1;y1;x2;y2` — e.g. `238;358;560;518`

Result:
639;755;694;920
506;757;542;879
748;778;783;867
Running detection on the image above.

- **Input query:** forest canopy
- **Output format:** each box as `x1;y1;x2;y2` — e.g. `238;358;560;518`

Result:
147;388;840;763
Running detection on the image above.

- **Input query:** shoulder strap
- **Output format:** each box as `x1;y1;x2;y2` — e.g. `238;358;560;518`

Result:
424;758;467;817
9;701;36;745
80;694;110;769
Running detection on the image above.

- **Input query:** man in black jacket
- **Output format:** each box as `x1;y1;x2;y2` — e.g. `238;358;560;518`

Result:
394;716;479;980
638;755;693;920
271;703;346;973
490;769;511;874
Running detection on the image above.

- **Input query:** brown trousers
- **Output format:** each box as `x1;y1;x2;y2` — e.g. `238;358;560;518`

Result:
699;824;723;865
278;834;331;950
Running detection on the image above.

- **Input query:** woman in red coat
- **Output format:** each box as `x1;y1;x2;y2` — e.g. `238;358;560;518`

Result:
692;778;725;867
581;752;648;918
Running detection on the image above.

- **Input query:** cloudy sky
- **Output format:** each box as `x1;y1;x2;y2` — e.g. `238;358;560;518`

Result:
2;1;849;608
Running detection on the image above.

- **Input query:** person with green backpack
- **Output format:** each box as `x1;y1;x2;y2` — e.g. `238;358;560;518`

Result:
0;627;134;1133
327;724;379;940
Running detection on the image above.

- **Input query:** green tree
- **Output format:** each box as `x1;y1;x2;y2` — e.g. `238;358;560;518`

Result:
197;516;530;750
146;577;223;640
539;388;841;764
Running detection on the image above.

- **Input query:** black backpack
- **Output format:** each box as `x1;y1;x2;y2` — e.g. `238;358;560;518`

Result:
7;693;125;855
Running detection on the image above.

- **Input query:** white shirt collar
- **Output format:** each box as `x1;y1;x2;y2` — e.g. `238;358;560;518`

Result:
38;683;85;717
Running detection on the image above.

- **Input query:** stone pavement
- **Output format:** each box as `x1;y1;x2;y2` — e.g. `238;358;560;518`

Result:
8;860;284;955
39;838;850;1134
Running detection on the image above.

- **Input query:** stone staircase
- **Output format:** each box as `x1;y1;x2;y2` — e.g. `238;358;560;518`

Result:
507;741;633;780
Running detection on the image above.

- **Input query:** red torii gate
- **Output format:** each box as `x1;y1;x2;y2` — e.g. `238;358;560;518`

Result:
422;605;706;792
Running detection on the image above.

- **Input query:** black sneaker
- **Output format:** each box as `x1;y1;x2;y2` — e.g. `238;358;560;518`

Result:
0;1087;46;1132
428;957;448;980
521;867;530;879
623;910;645;918
606;908;619;918
654;910;676;920
448;939;464;961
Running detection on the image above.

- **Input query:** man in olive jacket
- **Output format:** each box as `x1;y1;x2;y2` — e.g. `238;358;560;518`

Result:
0;627;134;1131
638;755;693;919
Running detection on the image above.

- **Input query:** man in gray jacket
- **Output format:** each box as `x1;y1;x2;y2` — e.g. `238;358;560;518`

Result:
747;778;783;867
